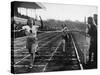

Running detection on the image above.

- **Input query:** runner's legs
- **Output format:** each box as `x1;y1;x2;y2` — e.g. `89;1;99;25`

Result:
26;37;37;68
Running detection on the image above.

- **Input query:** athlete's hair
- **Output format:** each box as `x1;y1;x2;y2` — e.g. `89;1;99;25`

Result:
27;18;35;27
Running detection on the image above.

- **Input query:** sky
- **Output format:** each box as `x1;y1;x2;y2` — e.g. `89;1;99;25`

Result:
18;2;97;22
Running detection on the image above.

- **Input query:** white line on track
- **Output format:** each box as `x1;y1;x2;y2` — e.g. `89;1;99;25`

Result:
14;34;61;65
14;41;26;46
15;54;30;65
64;26;83;70
14;54;66;57
14;65;45;67
71;34;83;70
43;40;62;72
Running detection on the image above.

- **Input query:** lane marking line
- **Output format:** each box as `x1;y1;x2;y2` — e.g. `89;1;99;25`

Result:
43;40;62;72
14;65;45;67
71;34;83;70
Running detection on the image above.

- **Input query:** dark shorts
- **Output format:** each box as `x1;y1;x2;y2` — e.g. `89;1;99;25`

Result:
26;37;37;53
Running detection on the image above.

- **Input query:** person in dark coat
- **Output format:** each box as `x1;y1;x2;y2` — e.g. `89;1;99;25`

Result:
87;17;97;67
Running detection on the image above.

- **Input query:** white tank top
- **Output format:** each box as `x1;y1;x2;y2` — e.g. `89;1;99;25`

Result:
22;25;39;37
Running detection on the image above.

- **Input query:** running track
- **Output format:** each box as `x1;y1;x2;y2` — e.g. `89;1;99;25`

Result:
11;30;84;74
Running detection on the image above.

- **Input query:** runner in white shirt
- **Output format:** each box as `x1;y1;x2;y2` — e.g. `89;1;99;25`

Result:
22;18;39;68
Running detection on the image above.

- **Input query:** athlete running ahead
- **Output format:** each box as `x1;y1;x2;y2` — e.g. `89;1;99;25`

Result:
22;18;39;68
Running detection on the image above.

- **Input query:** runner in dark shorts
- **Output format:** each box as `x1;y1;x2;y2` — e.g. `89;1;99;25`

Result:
26;37;37;53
